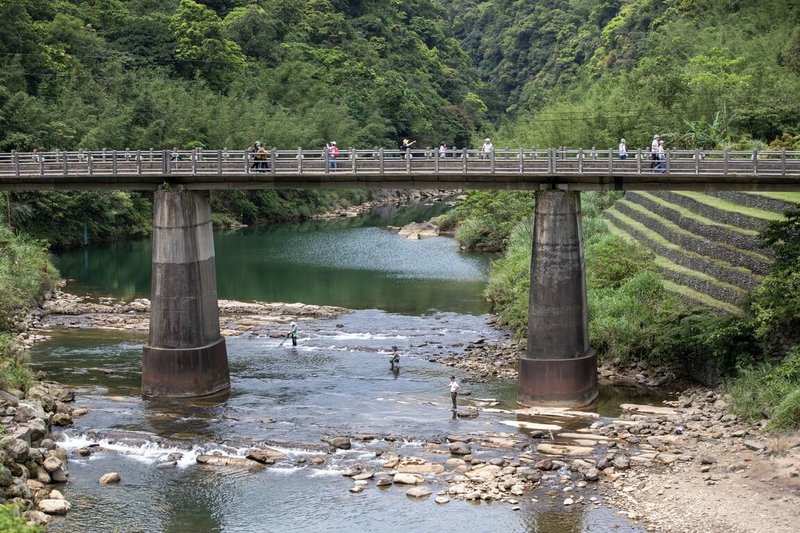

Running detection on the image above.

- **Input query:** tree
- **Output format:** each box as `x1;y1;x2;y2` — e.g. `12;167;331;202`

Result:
170;0;246;90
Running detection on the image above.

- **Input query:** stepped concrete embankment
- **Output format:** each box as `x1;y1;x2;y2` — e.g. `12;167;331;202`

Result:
613;201;771;276
710;191;797;212
654;192;771;231
625;192;768;256
606;210;761;291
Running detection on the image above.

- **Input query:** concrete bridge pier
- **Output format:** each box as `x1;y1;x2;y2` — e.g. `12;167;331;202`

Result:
142;189;230;398
518;190;597;407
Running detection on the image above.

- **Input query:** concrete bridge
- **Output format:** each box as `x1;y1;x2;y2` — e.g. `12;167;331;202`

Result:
3;148;800;407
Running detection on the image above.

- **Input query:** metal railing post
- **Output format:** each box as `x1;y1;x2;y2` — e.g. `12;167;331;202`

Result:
271;149;277;175
88;153;93;175
518;149;524;174
665;150;671;174
324;149;330;174
163;150;170;175
694;149;700;174
217;150;222;175
13;151;19;176
245;150;250;175
350;147;356;174
462;148;467;173
434;147;440;174
406;149;411;174
608;148;613;174
62;151;68;175
636;149;642;174
578;149;583;174
136;150;142;174
297;147;303;174
38;152;44;176
723;150;729;174
112;151;118;175
490;150;495;174
781;150;786;176
379;148;385;175
752;150;758;175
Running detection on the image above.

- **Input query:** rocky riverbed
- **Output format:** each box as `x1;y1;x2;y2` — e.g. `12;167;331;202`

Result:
7;291;800;531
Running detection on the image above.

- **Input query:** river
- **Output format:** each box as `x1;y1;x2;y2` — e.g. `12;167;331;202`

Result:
31;200;652;532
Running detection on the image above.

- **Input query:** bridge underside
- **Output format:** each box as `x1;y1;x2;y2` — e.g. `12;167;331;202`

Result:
2;172;800;192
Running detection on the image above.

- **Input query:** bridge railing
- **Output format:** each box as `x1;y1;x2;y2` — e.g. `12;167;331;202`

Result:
1;148;799;178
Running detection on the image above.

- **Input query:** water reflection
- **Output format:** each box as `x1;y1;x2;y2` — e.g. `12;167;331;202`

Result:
55;201;493;315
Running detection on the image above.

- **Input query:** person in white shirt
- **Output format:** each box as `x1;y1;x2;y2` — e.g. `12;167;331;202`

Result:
619;138;628;160
449;375;460;409
439;141;447;158
480;138;494;159
650;134;660;168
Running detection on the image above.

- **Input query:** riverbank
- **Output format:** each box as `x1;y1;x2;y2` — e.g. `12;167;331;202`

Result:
14;291;800;532
443;340;800;532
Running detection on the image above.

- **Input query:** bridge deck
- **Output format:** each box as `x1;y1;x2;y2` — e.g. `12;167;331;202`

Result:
1;148;799;191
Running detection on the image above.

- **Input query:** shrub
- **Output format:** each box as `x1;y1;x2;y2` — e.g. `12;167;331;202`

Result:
728;346;800;431
0;502;43;533
0;333;36;392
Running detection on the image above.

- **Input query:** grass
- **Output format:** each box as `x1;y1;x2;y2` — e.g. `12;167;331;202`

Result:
661;279;743;315
653;256;746;295
746;192;800;204
635;191;759;236
606;217;744;313
617;199;772;263
672;191;785;221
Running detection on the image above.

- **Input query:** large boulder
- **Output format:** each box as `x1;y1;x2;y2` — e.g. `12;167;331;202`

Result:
398;222;440;239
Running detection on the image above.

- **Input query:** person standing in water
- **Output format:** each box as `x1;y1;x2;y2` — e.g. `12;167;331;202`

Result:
389;346;400;371
449;375;459;410
286;322;298;346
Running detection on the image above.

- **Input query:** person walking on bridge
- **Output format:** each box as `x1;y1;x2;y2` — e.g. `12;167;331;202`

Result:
480;138;494;159
618;138;628;160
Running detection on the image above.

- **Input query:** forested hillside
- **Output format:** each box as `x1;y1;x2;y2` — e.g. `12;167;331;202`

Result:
449;0;800;150
0;0;484;244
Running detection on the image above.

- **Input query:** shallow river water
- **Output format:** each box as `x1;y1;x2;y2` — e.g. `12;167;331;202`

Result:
31;201;661;532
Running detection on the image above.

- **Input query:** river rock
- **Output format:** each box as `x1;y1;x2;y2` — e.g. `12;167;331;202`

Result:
352;470;375;481
398;222;439;239
396;457;445;474
2;436;30;463
449;441;471;455
406;486;432;498
196;455;252;467
435;495;450;504
393;473;424;485
23;510;51;526
322;436;352;450
43;456;63;473
246;447;286;464
99;472;121;484
38;498;71;515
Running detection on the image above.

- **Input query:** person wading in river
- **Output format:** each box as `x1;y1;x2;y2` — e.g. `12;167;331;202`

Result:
449;375;459;409
389;346;400;371
285;322;298;346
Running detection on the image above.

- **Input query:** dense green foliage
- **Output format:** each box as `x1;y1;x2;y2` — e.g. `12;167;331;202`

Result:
0;224;55;391
0;503;42;533
729;347;800;431
0;0;484;241
451;0;800;151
